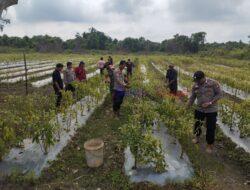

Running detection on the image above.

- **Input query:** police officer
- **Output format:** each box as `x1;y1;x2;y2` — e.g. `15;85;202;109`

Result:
166;64;178;94
187;71;222;154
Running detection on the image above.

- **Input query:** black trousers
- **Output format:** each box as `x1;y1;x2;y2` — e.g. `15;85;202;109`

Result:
65;84;75;93
169;81;178;94
127;70;132;77
100;68;104;75
194;110;217;145
113;90;125;112
55;90;62;107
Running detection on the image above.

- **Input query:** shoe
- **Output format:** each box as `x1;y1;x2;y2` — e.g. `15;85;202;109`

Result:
206;144;213;154
192;137;199;144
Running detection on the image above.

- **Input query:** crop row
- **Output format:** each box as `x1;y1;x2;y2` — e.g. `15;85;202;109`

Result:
165;56;250;93
152;61;250;142
0;72;107;161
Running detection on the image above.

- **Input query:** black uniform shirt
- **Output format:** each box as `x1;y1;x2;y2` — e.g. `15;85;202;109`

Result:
52;70;63;90
166;68;177;82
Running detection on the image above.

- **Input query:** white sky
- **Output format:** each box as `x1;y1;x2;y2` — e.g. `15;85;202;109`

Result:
2;0;250;42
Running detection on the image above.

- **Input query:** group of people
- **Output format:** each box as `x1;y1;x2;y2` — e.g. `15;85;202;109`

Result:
52;58;221;154
52;56;134;118
52;61;87;107
97;57;134;117
166;65;222;154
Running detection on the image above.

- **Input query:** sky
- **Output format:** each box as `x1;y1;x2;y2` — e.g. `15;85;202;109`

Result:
2;0;250;43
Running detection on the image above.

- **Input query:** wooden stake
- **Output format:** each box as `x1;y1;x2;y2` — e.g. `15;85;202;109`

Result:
23;52;28;95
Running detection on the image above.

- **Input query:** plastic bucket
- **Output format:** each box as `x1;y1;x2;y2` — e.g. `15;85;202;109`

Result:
84;138;104;168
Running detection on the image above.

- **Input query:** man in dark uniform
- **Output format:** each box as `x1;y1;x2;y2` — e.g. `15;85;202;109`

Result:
52;63;64;107
187;71;222;154
108;56;113;65
166;65;178;94
126;59;134;77
107;64;115;94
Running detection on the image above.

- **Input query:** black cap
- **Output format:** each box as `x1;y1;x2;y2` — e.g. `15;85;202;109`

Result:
169;64;174;68
56;63;64;68
119;60;126;66
193;71;205;81
67;61;73;67
79;61;85;65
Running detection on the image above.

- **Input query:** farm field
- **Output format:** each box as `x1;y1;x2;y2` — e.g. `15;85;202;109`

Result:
0;53;249;190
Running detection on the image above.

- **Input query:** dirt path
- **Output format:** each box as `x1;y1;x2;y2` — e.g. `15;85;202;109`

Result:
195;134;249;190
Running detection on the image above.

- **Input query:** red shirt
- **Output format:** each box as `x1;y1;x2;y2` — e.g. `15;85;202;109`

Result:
75;67;86;81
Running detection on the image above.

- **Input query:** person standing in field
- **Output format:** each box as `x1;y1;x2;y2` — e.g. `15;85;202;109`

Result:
187;71;222;154
108;56;113;65
166;65;178;94
75;61;87;82
126;59;134;77
113;61;128;117
106;64;115;94
97;57;105;76
63;62;76;92
52;63;64;107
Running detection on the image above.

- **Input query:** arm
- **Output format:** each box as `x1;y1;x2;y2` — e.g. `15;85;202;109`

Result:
115;71;126;87
168;72;177;85
54;81;61;91
168;80;174;85
211;82;222;104
63;71;68;85
201;82;222;108
53;73;62;91
73;70;76;81
83;69;87;81
166;71;169;80
74;68;79;79
187;86;196;107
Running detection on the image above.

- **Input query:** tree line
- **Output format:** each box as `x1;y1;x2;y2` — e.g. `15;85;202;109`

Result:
0;28;248;54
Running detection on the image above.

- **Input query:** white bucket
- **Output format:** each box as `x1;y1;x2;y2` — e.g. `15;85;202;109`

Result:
84;139;104;168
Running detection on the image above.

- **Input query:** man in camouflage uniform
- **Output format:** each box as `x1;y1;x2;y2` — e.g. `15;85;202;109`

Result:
187;71;222;154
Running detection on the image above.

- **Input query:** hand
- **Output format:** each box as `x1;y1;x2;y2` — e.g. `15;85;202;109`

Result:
125;84;130;89
202;102;212;108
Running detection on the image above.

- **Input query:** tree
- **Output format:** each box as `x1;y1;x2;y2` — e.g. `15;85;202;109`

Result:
0;0;18;30
191;32;207;52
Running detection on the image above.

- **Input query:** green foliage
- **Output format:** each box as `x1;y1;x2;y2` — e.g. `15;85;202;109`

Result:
236;100;250;137
119;63;167;173
0;120;16;160
0;73;108;159
0;29;216;54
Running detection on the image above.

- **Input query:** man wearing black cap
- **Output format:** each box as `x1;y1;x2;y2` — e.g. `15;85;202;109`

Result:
187;71;222;154
166;64;178;94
